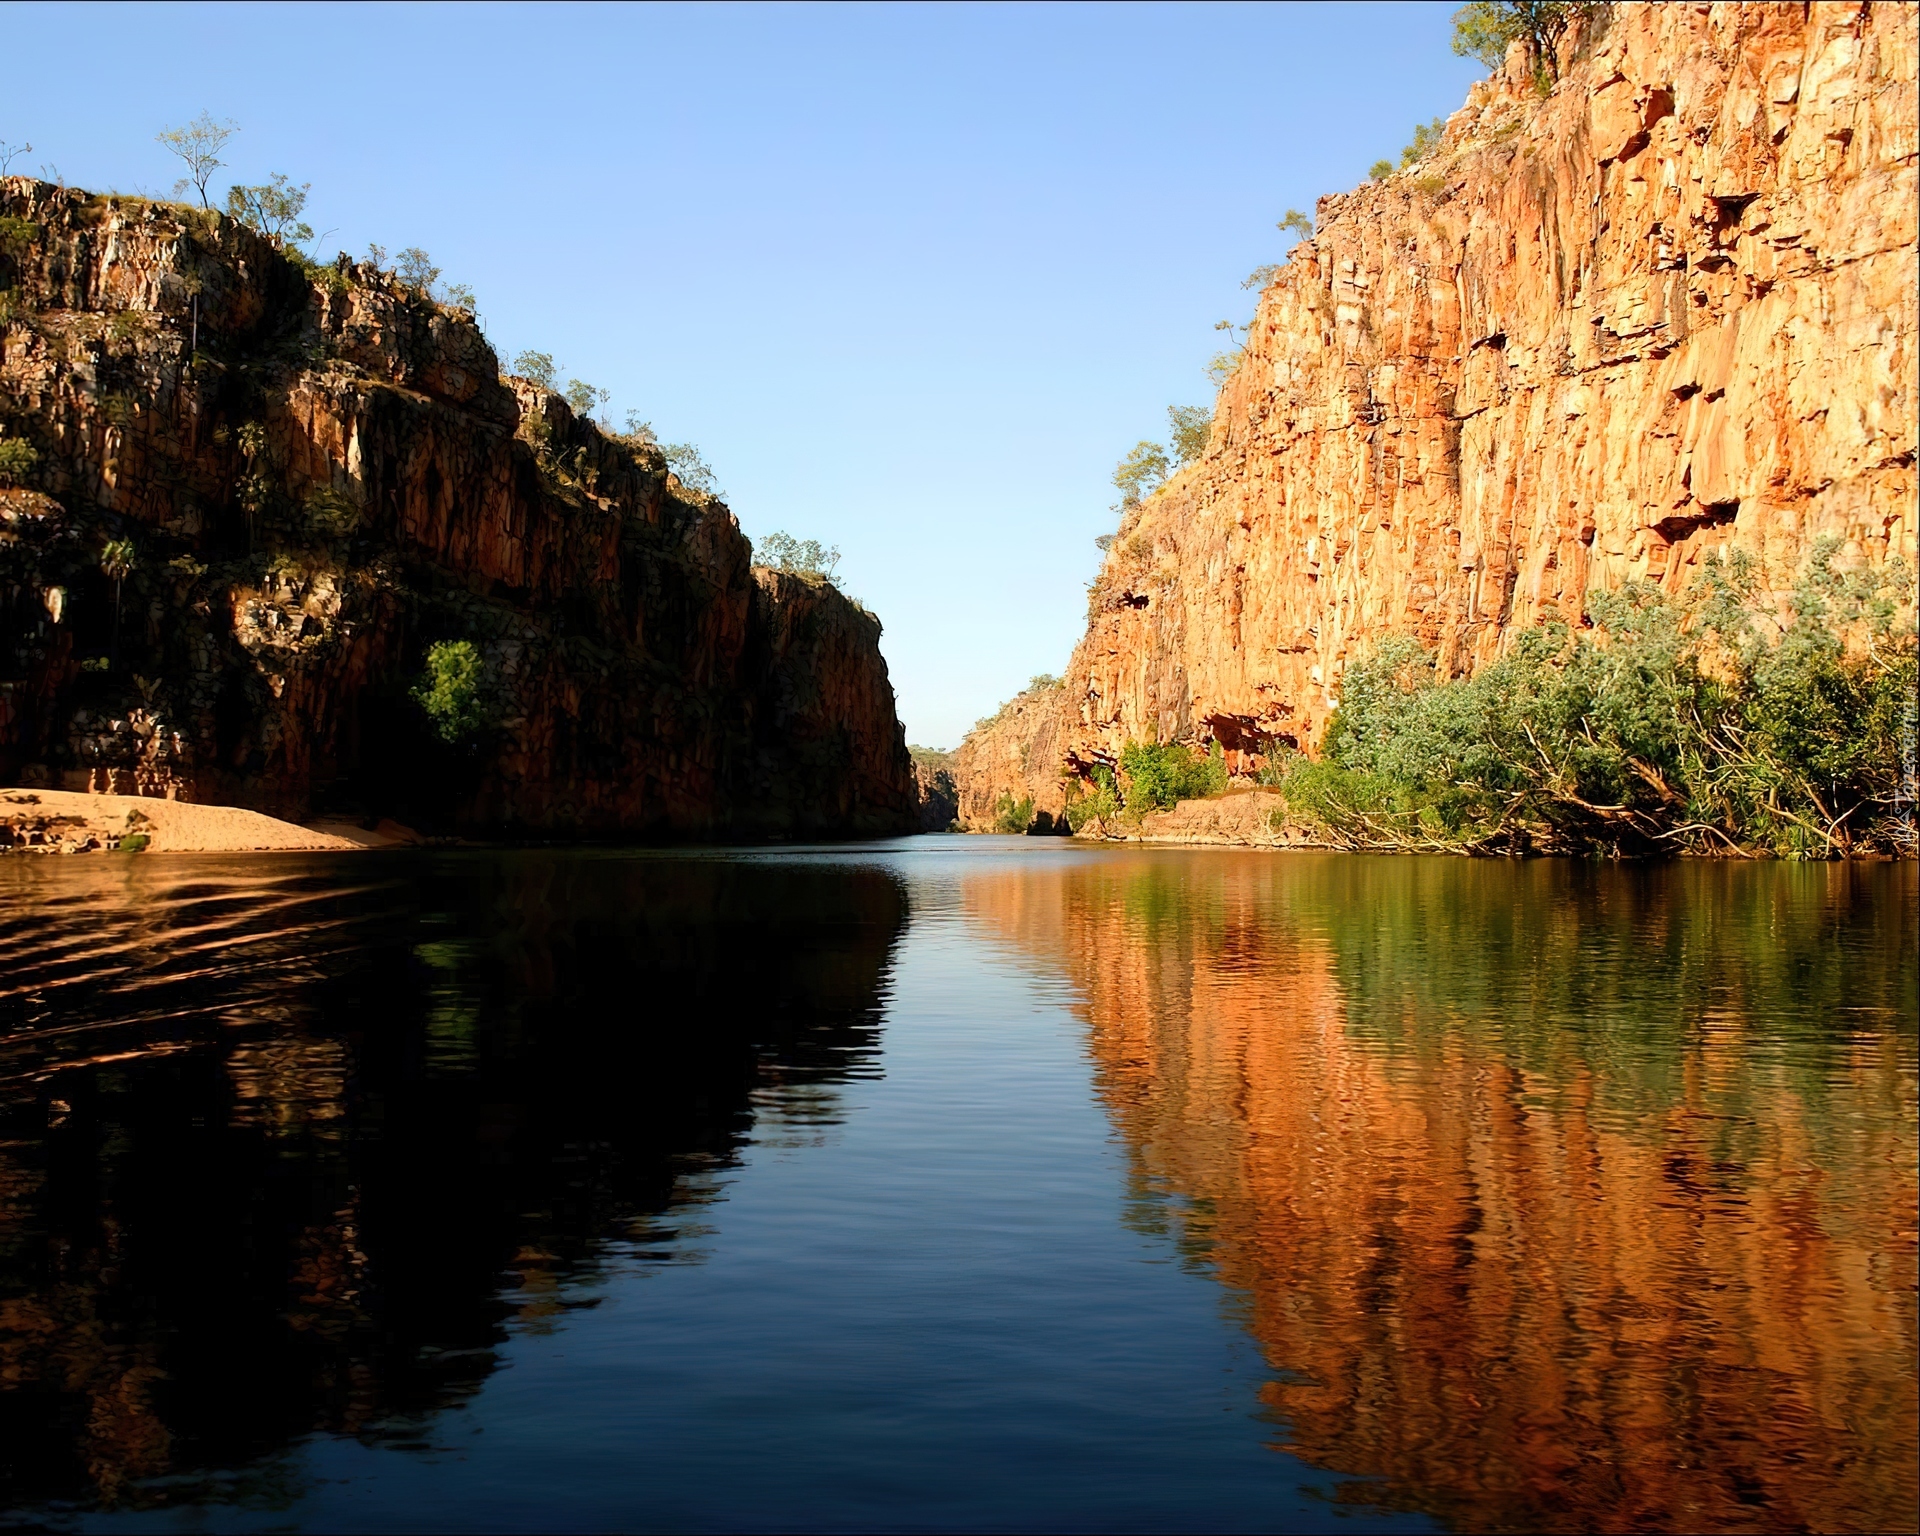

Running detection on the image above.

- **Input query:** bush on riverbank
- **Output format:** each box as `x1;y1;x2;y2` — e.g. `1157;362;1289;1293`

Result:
1280;542;1918;858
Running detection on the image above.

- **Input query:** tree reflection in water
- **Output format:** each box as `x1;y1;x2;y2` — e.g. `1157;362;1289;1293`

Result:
0;852;907;1511
965;853;1918;1535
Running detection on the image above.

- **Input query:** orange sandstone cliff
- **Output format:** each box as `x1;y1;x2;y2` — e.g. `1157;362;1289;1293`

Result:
955;1;1918;828
0;179;915;835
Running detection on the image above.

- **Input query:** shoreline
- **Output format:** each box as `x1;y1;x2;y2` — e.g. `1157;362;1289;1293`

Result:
0;789;421;855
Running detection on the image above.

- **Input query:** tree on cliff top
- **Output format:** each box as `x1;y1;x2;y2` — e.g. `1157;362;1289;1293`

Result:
226;174;312;247
757;531;841;586
1112;440;1170;510
1168;405;1211;466
156;113;235;209
1451;2;1602;82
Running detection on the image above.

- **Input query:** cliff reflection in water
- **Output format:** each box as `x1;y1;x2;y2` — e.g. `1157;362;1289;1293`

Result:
966;853;1918;1534
0;852;907;1511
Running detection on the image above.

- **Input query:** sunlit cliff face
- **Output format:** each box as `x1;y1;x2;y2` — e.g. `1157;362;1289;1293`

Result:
965;854;1919;1534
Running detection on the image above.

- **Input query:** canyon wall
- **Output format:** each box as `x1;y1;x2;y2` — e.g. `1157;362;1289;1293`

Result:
956;0;1918;827
0;179;916;836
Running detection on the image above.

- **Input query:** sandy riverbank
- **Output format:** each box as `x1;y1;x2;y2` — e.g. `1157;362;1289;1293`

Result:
0;789;422;854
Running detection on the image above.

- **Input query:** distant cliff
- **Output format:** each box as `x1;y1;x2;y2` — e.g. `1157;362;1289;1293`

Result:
956;1;1918;827
0;179;916;836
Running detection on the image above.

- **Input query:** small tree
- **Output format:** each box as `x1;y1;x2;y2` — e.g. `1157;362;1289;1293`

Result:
395;247;441;295
226;173;313;245
156;113;236;209
1278;208;1313;240
512;350;558;390
565;379;610;423
662;441;722;498
1369;159;1395;181
757;530;842;585
622;412;658;446
1168;405;1211;465
100;538;137;668
1451;1;1599;82
1112;440;1170;509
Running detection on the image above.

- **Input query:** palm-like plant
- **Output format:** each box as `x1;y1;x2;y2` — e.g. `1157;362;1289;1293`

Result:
100;538;137;669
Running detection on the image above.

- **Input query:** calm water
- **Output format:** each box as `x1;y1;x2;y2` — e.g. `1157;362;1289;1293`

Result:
0;841;1913;1533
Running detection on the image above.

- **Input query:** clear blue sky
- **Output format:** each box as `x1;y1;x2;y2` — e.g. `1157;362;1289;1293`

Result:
6;2;1483;748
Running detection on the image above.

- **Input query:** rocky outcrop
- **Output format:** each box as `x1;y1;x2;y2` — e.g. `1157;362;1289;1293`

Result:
0;180;916;836
955;1;1918;822
950;681;1071;830
909;750;959;832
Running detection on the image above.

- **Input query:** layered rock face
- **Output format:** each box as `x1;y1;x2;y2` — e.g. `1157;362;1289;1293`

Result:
957;1;1918;823
0;180;916;836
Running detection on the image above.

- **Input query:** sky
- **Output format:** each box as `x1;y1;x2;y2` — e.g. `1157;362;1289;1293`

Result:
5;1;1484;748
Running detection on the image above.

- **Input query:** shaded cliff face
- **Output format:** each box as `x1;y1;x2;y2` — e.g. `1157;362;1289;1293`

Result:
958;1;1918;814
0;180;915;836
963;854;1919;1532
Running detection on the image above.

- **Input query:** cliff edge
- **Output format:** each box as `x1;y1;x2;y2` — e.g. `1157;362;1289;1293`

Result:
956;1;1917;829
0;180;916;837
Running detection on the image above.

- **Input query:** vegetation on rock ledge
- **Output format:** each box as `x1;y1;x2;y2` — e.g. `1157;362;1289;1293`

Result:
1281;544;1918;859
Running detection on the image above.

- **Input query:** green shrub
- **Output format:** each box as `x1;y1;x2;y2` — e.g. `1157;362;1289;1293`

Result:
1065;766;1122;833
1369;159;1394;181
0;436;38;486
117;833;150;853
1118;739;1228;813
1283;543;1918;858
412;639;493;745
1451;1;1599;82
0;215;40;245
512;350;558;390
1399;116;1448;170
992;792;1035;834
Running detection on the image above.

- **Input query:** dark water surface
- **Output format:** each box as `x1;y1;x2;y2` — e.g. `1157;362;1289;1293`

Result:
0;841;1913;1533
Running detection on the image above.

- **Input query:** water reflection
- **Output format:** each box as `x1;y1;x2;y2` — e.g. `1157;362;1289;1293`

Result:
0;852;907;1512
965;853;1919;1534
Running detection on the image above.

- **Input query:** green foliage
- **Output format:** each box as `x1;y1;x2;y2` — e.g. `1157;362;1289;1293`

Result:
156;112;236;208
992;791;1035;835
1399;116;1448;169
1205;349;1242;386
116;832;150;853
395;246;440;294
1065;765;1122;832
1451;1;1598;82
621;412;658;447
0;436;38;486
1242;264;1281;292
1028;673;1062;691
1369;159;1395;181
303;485;360;541
1119;738;1228;813
1168;405;1211;466
412;639;493;745
226;173;312;246
99;538;137;585
512;350;558;391
757;530;841;585
1113;440;1170;509
662;441;722;498
1278;208;1313;240
565;379;609;422
1283;545;1918;858
0;215;39;246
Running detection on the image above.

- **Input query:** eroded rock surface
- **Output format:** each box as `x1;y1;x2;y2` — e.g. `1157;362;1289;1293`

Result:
957;1;1917;822
0;183;915;835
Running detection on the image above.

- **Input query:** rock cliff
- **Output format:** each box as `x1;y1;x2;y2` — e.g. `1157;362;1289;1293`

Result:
956;0;1918;825
0;179;916;836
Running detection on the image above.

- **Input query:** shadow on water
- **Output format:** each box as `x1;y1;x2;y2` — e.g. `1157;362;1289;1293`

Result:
964;853;1919;1535
0;850;908;1513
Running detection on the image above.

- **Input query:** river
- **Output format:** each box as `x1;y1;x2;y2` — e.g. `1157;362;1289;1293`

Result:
1;841;1913;1533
